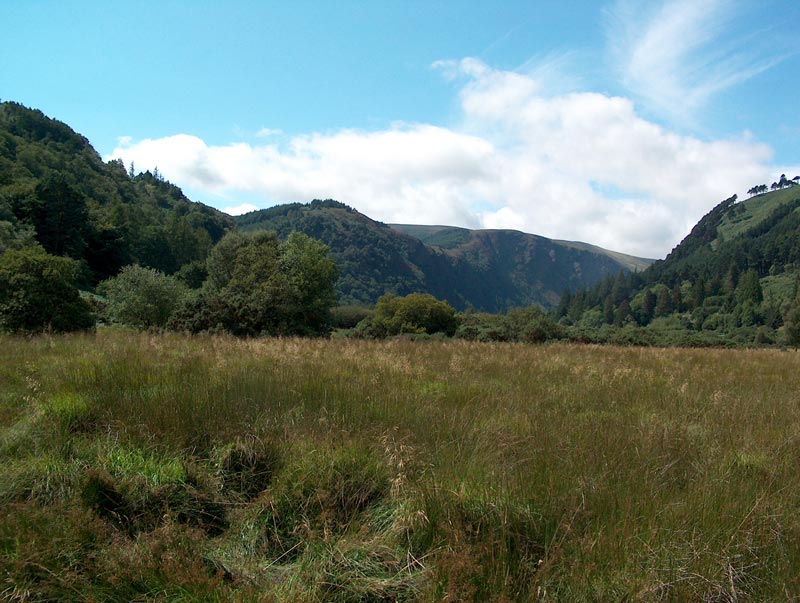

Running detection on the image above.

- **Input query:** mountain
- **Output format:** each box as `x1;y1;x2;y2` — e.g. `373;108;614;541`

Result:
0;100;655;313
235;200;653;311
560;183;800;338
390;224;653;273
0;101;235;284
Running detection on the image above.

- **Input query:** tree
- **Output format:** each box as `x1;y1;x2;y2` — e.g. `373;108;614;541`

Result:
0;220;36;253
509;305;564;343
205;231;254;291
735;269;763;306
641;289;657;324
784;299;800;347
278;231;339;334
723;263;740;295
174;260;208;289
566;290;586;323
30;173;89;258
654;287;673;317
689;277;706;309
0;246;94;332
603;296;615;324
610;271;629;304
555;288;571;319
614;300;632;327
167;213;213;268
670;283;683;313
99;264;189;329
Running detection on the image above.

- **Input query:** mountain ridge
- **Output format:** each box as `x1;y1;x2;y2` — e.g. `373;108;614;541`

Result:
389;223;653;272
236;200;653;311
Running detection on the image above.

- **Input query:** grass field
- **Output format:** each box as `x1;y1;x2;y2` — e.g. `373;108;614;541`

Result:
2;331;800;601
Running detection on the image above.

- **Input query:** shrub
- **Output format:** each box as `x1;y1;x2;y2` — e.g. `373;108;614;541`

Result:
455;306;564;343
330;304;374;329
99;264;189;329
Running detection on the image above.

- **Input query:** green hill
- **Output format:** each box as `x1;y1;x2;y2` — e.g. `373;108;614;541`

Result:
560;184;800;343
0;101;235;284
236;201;653;311
644;187;800;291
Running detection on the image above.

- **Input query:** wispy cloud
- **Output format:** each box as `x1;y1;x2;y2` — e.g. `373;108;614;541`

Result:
256;127;282;138
606;0;786;124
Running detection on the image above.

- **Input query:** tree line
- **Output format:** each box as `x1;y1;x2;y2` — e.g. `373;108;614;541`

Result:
748;174;799;196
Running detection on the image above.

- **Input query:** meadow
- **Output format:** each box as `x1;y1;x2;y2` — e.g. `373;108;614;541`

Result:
1;331;799;602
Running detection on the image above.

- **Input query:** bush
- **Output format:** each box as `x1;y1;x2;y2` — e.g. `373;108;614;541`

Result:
330;304;374;329
371;293;458;337
455;306;564;343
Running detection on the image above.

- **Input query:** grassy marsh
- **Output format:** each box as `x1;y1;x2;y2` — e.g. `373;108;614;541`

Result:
1;331;800;601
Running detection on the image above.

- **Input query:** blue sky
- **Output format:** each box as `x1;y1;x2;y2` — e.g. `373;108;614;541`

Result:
2;0;799;258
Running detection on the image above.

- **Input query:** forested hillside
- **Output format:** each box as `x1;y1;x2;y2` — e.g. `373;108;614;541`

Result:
558;183;800;345
236;201;651;311
8;99;799;347
0;101;234;285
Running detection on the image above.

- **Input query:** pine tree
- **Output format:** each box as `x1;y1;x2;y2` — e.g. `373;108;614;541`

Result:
655;288;672;317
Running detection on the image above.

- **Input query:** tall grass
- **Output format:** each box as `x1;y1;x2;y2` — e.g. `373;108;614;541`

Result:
1;330;800;600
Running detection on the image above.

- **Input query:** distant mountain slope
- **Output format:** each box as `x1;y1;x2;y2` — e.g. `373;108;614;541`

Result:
551;239;654;273
0;101;235;282
389;224;652;273
236;200;653;311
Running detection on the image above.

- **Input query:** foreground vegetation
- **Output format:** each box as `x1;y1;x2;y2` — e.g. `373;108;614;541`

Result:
2;332;800;601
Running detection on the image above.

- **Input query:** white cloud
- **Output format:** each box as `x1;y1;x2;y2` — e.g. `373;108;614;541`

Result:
108;124;494;231
106;58;785;259
222;203;260;216
606;0;786;124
